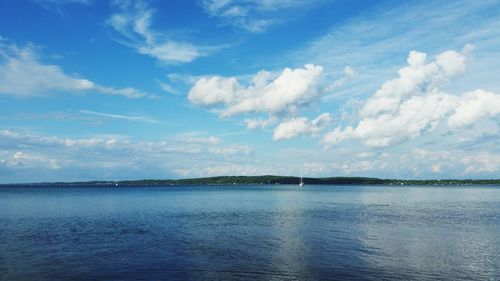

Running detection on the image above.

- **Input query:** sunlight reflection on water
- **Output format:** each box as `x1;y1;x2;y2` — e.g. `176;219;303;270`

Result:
0;185;498;280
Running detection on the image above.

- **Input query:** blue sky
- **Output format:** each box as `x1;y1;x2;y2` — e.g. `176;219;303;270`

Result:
1;0;500;183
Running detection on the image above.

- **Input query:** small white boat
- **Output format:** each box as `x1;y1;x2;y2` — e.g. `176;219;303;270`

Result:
299;170;304;187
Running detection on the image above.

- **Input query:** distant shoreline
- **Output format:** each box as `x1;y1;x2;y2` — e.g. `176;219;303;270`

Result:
1;176;500;187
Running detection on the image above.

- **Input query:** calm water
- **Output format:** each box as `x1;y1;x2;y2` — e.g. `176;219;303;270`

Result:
0;185;499;281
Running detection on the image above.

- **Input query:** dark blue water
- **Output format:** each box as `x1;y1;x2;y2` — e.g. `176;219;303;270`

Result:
0;185;499;280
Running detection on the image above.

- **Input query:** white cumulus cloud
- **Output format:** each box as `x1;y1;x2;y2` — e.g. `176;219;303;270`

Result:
322;46;500;148
188;76;239;106
245;117;276;129
448;89;500;129
273;113;332;140
189;64;324;117
188;63;360;140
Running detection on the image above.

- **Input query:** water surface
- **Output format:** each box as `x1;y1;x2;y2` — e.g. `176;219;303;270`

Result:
0;185;499;280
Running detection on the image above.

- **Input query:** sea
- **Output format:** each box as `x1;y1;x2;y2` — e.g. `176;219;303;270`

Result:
0;184;498;280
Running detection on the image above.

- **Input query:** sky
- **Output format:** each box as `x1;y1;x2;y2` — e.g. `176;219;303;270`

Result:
1;0;500;183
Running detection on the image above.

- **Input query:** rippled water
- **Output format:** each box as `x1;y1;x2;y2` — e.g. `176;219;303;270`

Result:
0;185;499;280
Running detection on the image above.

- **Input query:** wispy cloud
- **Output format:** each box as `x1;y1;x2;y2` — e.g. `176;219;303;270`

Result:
200;0;325;33
33;0;90;4
156;72;209;96
31;0;95;17
156;81;180;95
79;110;159;124
31;0;91;13
0;39;147;98
108;0;217;64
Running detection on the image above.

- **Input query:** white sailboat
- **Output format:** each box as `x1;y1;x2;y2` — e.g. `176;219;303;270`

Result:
299;170;304;187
